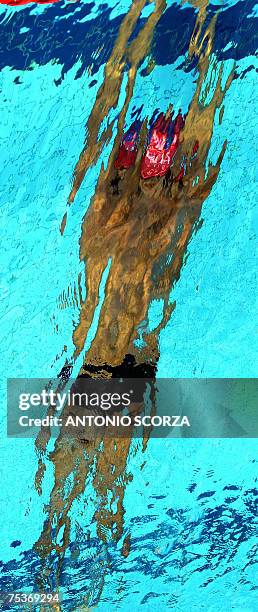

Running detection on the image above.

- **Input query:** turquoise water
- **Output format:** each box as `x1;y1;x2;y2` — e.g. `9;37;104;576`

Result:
0;0;258;609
